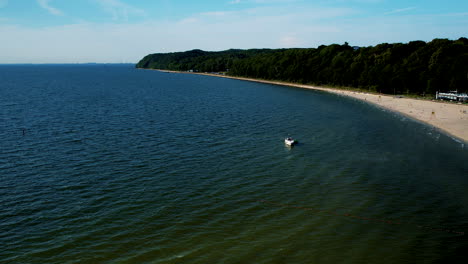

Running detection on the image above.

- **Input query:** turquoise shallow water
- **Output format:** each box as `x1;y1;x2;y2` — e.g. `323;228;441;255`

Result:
1;65;468;263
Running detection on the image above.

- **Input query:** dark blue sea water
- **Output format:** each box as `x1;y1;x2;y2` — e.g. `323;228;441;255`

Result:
1;65;468;263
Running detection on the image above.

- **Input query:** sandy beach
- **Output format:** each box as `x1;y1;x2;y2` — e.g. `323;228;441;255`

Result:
158;70;468;143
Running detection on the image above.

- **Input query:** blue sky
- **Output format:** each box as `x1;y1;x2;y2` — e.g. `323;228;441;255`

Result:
0;0;467;63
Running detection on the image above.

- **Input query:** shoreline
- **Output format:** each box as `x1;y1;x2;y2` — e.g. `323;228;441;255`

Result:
154;69;468;144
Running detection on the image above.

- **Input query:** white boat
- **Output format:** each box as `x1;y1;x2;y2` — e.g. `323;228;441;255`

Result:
284;137;296;146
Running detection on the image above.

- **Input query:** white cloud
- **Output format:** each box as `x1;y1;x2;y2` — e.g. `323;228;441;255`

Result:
37;0;64;16
179;17;199;24
96;0;146;21
384;7;416;15
200;11;230;17
0;4;465;63
0;23;146;63
0;5;361;63
0;14;334;63
187;5;354;24
279;35;301;47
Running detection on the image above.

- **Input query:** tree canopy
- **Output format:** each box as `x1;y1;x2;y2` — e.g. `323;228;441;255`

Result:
136;38;468;95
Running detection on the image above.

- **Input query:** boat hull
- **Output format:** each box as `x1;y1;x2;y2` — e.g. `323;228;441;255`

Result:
284;139;296;146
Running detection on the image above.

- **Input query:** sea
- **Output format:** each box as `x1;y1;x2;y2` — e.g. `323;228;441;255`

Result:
1;64;468;264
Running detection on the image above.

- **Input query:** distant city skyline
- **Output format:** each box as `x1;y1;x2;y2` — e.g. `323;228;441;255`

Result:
1;0;467;63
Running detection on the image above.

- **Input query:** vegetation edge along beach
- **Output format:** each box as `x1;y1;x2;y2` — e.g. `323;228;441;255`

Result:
136;38;468;143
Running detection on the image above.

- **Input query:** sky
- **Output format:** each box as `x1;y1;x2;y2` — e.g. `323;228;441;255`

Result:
0;0;467;63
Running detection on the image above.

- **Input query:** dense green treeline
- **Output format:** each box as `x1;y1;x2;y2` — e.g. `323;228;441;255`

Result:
136;49;276;73
136;38;468;95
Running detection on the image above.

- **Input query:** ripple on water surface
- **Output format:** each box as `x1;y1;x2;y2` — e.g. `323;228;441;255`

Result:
1;65;468;263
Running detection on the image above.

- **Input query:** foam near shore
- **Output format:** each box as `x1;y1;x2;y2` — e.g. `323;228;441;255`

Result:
157;70;468;143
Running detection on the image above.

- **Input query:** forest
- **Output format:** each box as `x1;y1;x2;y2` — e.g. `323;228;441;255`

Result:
136;38;468;95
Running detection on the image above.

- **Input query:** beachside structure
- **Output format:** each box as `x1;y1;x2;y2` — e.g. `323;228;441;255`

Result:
436;91;468;102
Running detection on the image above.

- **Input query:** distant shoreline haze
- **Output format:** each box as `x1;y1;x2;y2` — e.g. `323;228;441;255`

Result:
136;38;468;96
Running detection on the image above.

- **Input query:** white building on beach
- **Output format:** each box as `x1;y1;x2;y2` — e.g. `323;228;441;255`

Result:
436;91;468;102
